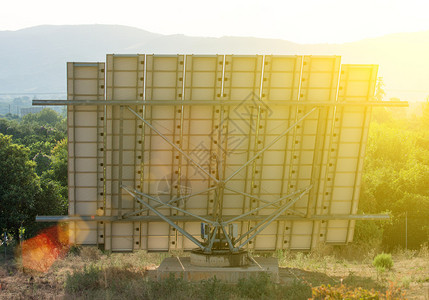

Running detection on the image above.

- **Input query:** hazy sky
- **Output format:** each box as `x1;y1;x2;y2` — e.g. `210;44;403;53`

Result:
1;0;429;43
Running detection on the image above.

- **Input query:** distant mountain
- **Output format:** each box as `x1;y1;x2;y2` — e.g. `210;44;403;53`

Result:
1;24;428;101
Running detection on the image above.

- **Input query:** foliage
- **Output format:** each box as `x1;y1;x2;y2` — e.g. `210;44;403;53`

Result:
312;282;406;299
0;133;41;237
375;77;386;102
312;284;379;299
358;115;429;249
198;277;233;300
44;138;68;187
0;108;67;239
373;253;393;270
0;108;66;160
237;272;274;299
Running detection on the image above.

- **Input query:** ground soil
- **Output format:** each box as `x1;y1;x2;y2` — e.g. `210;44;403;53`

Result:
0;249;428;299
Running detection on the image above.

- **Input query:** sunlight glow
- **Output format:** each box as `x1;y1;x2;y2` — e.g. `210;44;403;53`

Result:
1;0;429;43
21;225;69;272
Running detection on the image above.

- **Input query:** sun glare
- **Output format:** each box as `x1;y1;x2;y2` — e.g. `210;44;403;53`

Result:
21;225;69;272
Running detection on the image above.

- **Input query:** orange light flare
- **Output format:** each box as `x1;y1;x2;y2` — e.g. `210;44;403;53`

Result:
21;224;70;272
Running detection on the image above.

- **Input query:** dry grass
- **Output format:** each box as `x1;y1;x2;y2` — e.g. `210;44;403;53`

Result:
275;243;429;298
0;244;428;299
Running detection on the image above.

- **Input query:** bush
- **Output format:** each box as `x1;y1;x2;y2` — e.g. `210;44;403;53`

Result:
237;272;274;299
373;253;393;271
198;277;232;300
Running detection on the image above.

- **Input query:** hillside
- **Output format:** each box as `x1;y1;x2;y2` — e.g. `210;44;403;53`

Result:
1;25;428;101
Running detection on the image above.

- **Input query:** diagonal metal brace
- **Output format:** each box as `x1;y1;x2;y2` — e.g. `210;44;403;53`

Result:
122;186;216;226
224;107;318;183
222;187;310;225
121;186;206;250
127;106;218;182
236;186;312;249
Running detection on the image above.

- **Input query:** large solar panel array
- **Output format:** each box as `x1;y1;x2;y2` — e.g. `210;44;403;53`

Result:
66;55;377;251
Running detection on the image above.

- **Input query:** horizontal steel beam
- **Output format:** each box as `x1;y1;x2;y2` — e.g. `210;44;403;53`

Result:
32;99;409;107
36;213;390;222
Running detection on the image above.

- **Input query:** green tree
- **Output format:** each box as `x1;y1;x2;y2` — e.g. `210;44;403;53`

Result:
358;122;429;249
375;77;386;102
0;134;41;236
49;138;68;186
43;138;68;200
22;108;62;126
0;133;68;238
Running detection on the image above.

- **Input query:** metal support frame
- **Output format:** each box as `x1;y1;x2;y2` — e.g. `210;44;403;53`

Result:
37;97;322;253
35;95;398;252
121;183;311;253
109;105;316;253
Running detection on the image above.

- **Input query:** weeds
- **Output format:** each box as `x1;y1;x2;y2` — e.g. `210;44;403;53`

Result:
373;252;393;271
65;264;102;293
197;277;233;300
63;269;312;299
2;245;428;298
237;272;274;299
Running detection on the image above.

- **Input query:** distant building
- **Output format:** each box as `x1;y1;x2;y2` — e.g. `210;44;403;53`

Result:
20;106;44;117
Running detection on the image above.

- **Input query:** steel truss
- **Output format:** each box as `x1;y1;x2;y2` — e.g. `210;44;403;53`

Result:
35;98;396;252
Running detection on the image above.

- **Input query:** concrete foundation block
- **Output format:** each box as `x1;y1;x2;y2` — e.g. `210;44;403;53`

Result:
147;256;279;283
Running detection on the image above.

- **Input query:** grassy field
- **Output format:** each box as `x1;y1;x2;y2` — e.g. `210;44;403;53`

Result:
0;244;428;299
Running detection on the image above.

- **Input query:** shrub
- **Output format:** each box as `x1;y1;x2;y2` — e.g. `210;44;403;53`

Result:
373;253;393;270
198;277;232;300
237;273;274;299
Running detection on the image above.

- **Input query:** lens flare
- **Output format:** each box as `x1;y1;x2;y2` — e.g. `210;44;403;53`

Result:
21;225;69;272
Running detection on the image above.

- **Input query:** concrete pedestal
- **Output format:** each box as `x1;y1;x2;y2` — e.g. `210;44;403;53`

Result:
147;256;279;283
190;249;248;267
